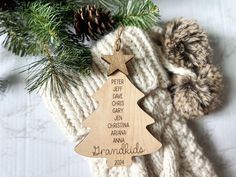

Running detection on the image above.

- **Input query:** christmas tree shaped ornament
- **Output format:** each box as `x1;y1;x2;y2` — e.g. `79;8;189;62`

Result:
74;27;162;167
43;26;218;176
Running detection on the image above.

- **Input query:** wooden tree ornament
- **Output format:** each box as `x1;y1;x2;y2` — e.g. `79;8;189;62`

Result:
75;28;162;167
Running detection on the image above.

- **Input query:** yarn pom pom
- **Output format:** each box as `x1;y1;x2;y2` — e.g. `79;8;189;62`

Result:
170;64;223;119
163;17;212;70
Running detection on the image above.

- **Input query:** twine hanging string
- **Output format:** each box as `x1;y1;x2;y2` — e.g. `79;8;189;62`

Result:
114;26;125;52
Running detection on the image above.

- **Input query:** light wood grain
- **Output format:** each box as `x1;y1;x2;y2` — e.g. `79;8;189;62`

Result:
1;0;236;176
102;50;134;76
75;71;162;167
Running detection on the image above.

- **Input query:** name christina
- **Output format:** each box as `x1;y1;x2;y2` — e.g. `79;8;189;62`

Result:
92;143;145;156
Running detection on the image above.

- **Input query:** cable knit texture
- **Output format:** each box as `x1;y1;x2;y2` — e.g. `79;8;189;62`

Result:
42;27;217;177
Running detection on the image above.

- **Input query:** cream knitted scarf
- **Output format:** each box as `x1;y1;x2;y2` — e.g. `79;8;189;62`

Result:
42;27;217;177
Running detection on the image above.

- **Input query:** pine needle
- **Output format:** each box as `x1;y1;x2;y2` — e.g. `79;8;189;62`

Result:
0;0;159;96
0;2;92;95
98;0;160;30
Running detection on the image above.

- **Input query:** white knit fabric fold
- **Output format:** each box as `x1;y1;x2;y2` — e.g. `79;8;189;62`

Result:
42;27;217;177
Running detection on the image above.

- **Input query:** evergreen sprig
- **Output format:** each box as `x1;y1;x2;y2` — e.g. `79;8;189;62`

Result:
28;3;61;46
99;0;160;30
23;57;75;95
60;0;160;30
23;2;92;94
1;2;92;94
0;10;39;56
0;0;160;96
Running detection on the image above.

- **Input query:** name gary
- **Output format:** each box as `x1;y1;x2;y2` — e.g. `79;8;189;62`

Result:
112;107;124;113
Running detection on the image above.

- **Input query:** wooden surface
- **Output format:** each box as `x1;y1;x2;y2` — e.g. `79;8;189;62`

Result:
75;71;161;167
0;0;236;177
102;50;134;75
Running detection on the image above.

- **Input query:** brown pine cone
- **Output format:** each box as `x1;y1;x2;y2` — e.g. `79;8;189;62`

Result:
162;17;213;70
74;5;115;41
171;64;223;119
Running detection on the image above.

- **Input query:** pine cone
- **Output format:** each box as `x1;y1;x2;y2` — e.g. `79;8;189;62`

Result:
162;18;212;70
171;64;223;119
74;5;115;41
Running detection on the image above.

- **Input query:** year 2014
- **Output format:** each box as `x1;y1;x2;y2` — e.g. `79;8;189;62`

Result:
114;160;125;166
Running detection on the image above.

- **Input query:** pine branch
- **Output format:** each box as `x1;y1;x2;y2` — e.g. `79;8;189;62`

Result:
0;2;81;56
22;2;92;94
56;38;92;74
27;2;62;45
23;57;75;95
1;2;92;95
23;40;91;95
65;0;160;30
0;10;41;56
98;0;160;30
115;0;159;30
0;0;159;95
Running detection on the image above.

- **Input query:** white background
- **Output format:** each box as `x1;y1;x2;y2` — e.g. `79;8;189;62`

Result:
0;0;235;177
